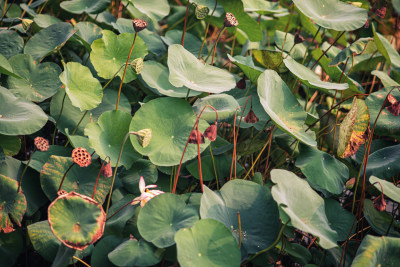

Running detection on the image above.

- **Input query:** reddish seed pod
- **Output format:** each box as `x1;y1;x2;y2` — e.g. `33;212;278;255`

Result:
132;19;147;32
203;122;218;142
236;78;246;89
376;6;386;19
224;13;239;27
100;162;112;178
294;32;305;44
71;147;92;167
34;137;50;151
189;129;205;144
244;108;259;124
373;195;386;212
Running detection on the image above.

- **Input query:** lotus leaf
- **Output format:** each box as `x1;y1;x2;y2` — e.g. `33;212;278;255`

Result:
0;30;24;59
0;53;21;79
193;94;239;123
60;0;110;15
364;199;400;237
227;55;264;84
365;144;400;179
0;230;23;266
370;176;400;204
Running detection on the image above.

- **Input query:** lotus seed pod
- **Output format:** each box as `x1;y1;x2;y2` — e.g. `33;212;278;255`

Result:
189;129;205;144
100;162;112;178
373;195;386;212
34;137;50;151
72;147;92;167
294;32;305;44
224;13;239;27
203;122;217;142
376;6;386;19
132;19;148;32
22;19;34;30
195;4;209;20
244;108;259;123
136;129;152;148
131;58;144;74
345;177;355;190
236;78;246;89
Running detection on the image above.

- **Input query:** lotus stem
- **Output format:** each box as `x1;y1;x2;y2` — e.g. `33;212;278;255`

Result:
196;122;204;192
209;146;219;189
52;244;76;267
210;26;225;66
58;163;75;191
93;156;111;199
64;110;88;147
105;131;136;215
116;32;137;110
198;0;218;59
311;31;345;69
237;211;242;248
17;149;35;192
181;0;190;46
0;0;15;25
52;93;67;145
72;256;91;267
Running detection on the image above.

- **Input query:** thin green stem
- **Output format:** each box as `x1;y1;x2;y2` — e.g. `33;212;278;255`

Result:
17;150;35;192
198;0;218;59
209;145;219;190
302;26;321;64
209;27;225;65
64;110;88;147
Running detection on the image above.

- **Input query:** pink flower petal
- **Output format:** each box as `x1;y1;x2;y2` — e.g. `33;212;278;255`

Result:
139;176;146;193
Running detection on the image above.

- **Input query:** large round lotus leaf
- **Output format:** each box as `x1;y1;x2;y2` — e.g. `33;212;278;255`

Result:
193;94;240;123
0;230;23;267
227;55;264;84
85;110;140;168
283;57;349;91
48;191;106;250
0;134;21;156
7;54;62;102
33;14;63;28
0;53;21;79
140;61;200;98
0;86;48;135
60;62;103;111
119;159;158;194
257;70;317;147
24;22;74;61
137;193;199;248
0;174;26;233
364;199;400;237
90;30;148;83
295;143;349;195
200;180;280;255
60;0;110;14
352;235;400;266
91;235;124;267
365;145;400;179
292;0;367;31
175;219;241;267
324;199;355;242
40;155;112;203
74;22;103;50
27;220;61;262
270;169;338;249
0;30;23;59
370;176;400;204
108;238;163;266
243;0;287;13
366;87;400;139
129;97;210;166
218;0;262;42
168;45;236;94
162;30;208;57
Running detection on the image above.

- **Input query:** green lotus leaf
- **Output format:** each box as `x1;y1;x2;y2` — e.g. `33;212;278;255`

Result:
7;54;62;102
140;61;200;97
366;87;400;139
91;235;124;267
0;134;20;156
162;29;208;57
104;194;136;237
90;30;148;83
274;30;307;60
253;50;284;71
0;53;21;79
296;143;349;195
0;30;23;59
60;0;110;14
337;97;369;158
370;176;400;204
329;38;375;66
311;48;364;96
48;191;106;250
108;238;163;266
365;145;400;180
364;199;400;237
168;44;236;94
119;159;158;194
0;148;4;164
352;235;400;266
218;0;262;41
324;199;355;242
74;22;103;51
0;230;23;266
40;155;112;203
137;193;199;248
85;110;140;168
371;70;399;87
27;220;61;262
373;27;400;69
270;169;338;249
243;0;287;13
129;97;210;166
24;22;74;61
283;56;349;91
257;70;317;147
193;94;240;123
227;55;264;84
60;62;103;111
122;0;169;23
33;14;62;28
0;86;48;135
28;145;72;173
200;180;280;255
0;174;27;233
175;219;241;267
292;0;367;31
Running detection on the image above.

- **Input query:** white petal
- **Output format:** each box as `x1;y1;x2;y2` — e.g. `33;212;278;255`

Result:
139;176;146;193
